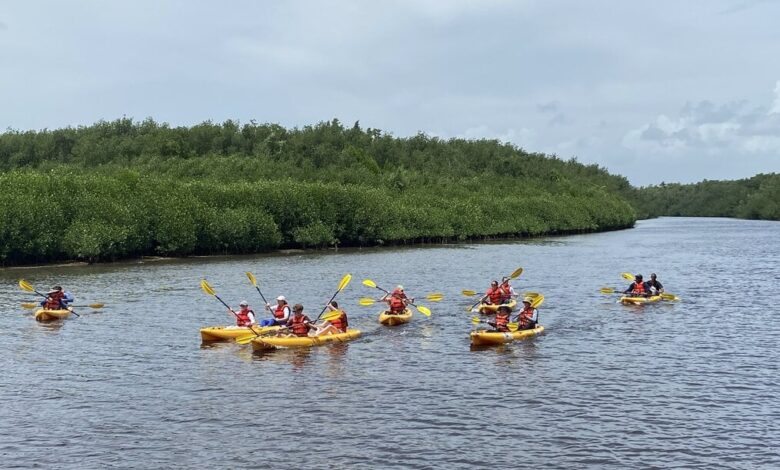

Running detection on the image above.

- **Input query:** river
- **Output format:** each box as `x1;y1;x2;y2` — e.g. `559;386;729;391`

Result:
1;217;778;469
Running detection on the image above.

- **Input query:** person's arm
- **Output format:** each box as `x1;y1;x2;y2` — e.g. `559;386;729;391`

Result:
624;283;634;294
248;311;257;325
281;306;290;322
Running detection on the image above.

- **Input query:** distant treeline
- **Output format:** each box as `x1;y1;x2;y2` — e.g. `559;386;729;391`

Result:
0;118;635;265
630;173;780;220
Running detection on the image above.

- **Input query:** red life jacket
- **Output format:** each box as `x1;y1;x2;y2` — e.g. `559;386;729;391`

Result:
494;314;510;332
519;307;536;328
290;314;310;336
329;311;348;332
631;282;646;295
500;283;512;302
235;308;254;327
389;295;406;313
274;304;289;319
44;291;64;310
487;287;503;305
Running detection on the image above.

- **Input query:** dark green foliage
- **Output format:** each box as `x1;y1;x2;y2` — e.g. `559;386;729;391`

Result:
0;118;637;265
630;174;780;221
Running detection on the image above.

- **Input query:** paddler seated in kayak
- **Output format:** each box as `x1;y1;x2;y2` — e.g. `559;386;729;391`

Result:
623;274;649;297
484;280;506;305
260;295;291;326
646;273;664;294
381;285;413;315
500;277;517;302
315;301;348;336
514;297;538;330
280;303;313;337
40;286;74;310
486;305;512;332
230;301;257;327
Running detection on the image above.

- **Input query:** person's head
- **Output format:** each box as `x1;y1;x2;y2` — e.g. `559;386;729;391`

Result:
523;297;533;306
330;301;339;308
292;304;304;315
650;273;657;280
491;280;499;288
48;285;63;295
635;274;643;281
393;285;404;294
239;301;249;309
497;305;511;315
276;295;287;305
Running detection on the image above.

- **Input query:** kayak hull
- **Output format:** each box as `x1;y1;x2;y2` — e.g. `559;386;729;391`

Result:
470;325;545;346
620;295;662;305
476;299;517;314
251;328;362;351
378;309;413;326
34;309;71;322
200;325;279;342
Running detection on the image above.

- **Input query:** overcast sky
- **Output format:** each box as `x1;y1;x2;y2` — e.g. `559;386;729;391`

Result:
1;0;779;185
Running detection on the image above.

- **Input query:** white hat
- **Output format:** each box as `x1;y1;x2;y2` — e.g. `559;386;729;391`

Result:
396;285;404;290
276;295;286;301
239;300;248;307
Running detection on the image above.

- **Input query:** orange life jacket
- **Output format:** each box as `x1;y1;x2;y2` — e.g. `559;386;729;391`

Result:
389;295;406;313
274;304;289;319
519;307;536;328
500;283;512;302
290;314;310;336
44;291;65;310
487;287;503;304
235;308;254;327
494;313;510;332
329;311;348;332
631;282;646;295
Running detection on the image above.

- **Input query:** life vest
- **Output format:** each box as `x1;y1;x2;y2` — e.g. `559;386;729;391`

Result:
290;314;310;336
235;309;254;327
500;283;512;302
274;304;289;320
487;287;503;305
389;295;406;313
519;307;536;329
494;314;510;332
329;311;348;332
631;282;646;296
44;291;65;310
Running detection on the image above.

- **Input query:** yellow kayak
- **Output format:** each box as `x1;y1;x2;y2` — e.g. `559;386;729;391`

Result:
476;299;517;314
251;328;362;351
378;309;413;326
34;309;71;322
200;325;280;342
620;295;662;305
470;325;545;346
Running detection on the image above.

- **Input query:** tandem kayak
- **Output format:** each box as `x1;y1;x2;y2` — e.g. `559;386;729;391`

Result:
470;325;545;346
200;325;280;342
475;299;517;314
251;329;362;351
34;308;71;322
378;309;413;326
620;295;662;305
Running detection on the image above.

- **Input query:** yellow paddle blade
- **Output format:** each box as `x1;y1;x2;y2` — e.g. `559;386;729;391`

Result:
358;298;376;306
415;305;432;317
362;279;377;289
338;274;352;291
19;279;34;293
321;310;343;322
621;272;635;281
21;302;38;309
246;271;257;286
88;303;105;309
426;293;444;301
200;279;216;296
507;322;519;332
471;316;481;324
462;290;478;297
509;267;523;279
660;293;679;301
523;292;541;298
600;287;616;294
531;295;545;308
235;334;256;345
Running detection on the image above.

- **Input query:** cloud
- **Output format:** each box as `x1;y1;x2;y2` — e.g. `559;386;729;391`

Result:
537;101;558;113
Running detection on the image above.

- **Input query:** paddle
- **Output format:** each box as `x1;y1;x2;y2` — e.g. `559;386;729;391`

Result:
245;271;270;307
19;280;80;317
21;302;104;309
313;274;352;322
361;279;431;316
200;279;262;337
465;267;523;312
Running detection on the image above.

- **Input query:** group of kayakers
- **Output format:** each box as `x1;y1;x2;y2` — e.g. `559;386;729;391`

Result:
226;296;349;338
624;273;664;297
484;277;516;305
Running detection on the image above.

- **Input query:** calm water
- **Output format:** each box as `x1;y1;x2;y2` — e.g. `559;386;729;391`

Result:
1;217;778;469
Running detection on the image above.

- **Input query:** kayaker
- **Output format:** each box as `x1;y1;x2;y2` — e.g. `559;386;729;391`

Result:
283;303;313;337
40;286;69;310
487;305;512;332
624;274;649;297
230;301;256;327
515;297;538;330
500;277;517;303
484;280;504;305
382;285;412;315
260;295;291;326
316;301;348;336
646;273;664;294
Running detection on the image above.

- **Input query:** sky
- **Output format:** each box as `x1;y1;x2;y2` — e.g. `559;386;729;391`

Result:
1;0;779;186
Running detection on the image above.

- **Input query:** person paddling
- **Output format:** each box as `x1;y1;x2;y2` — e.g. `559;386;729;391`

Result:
316;301;349;336
624;274;649;297
40;286;73;310
646;273;664;294
487;305;512;332
500;277;517;303
230;301;256;327
260;295;291;326
515;297;538;330
282;304;313;337
382;285;412;315
484;280;504;305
